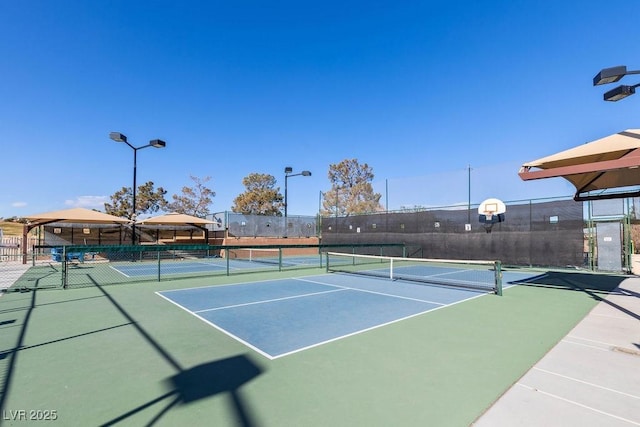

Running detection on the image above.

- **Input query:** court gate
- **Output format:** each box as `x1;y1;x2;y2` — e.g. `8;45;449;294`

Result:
594;221;623;272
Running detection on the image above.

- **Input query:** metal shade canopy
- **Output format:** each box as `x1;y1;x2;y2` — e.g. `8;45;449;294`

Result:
138;213;214;225
519;130;640;201
25;207;131;225
138;212;215;246
20;208;131;264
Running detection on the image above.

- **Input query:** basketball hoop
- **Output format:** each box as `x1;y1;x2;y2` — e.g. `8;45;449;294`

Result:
482;211;495;233
478;198;506;234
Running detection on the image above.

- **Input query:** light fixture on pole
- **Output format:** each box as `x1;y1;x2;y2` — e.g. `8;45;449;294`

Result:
467;165;472;225
109;132;166;245
284;166;311;219
603;84;639;102
593;65;640;102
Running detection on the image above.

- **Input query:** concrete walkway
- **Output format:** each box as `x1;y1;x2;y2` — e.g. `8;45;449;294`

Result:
0;260;31;292
473;277;640;427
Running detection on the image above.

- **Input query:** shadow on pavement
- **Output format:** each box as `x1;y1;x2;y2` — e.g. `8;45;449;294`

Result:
91;278;265;427
513;270;639;320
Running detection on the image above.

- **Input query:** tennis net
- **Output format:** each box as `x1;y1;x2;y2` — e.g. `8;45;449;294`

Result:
325;252;502;295
227;247;281;263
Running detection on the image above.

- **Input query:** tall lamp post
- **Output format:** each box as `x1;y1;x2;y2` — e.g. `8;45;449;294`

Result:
467;164;472;225
593;65;640;274
110;132;166;245
284;166;311;219
593;65;640;101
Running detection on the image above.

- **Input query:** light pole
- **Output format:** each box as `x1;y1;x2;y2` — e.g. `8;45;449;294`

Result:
593;65;640;101
110;132;166;245
284;166;311;219
467;164;472;225
594;65;640;273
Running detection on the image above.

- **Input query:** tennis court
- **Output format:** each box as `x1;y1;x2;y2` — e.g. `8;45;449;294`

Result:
111;257;323;277
0;256;628;426
114;260;228;277
156;254;533;359
158;276;481;359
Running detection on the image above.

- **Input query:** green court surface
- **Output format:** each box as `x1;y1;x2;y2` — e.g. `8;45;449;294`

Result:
0;267;620;426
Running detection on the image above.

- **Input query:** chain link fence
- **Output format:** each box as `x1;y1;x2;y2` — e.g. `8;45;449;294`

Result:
320;197;585;268
211;212;318;238
3;242;403;291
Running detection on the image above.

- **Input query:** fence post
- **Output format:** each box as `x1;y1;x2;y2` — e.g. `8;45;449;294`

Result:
62;246;68;289
495;261;502;296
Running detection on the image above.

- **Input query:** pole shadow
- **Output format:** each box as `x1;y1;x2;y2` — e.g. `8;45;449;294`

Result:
0;283;36;413
101;355;263;427
510;270;626;293
89;276;265;426
511;270;639;320
0;280;133;414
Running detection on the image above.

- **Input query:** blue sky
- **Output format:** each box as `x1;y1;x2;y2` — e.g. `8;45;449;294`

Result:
2;1;640;218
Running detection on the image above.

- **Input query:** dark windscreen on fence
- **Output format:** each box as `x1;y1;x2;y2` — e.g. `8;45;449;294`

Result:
320;198;585;268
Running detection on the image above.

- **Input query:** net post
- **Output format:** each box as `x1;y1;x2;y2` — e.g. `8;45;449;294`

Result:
62;246;68;289
495;260;502;296
157;249;161;282
278;248;282;272
325;252;329;273
389;258;394;280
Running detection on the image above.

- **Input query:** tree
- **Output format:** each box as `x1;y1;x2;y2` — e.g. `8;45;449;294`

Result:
167;175;215;217
232;173;284;215
321;159;382;216
104;181;168;219
400;205;427;212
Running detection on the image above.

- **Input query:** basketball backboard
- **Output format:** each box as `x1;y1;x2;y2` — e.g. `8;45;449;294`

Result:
478;198;506;232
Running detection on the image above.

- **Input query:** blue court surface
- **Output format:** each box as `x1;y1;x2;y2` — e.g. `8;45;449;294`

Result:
112;256;320;277
156;271;533;359
114;260;226;277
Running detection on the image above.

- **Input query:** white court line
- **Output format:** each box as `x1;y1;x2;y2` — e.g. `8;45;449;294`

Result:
295;277;447;305
274;305;445;359
398;268;497;292
156;274;495;359
113;260;237;279
560;339;611;352
192;275;450;314
420;269;480;280
194;288;348;313
516;383;640;426
155;291;273;359
565;335;620;349
275;284;492;359
159;275;305;293
533;367;640;399
109;265;131;278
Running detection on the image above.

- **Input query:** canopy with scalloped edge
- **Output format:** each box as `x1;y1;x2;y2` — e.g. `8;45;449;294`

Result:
519;129;640;201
